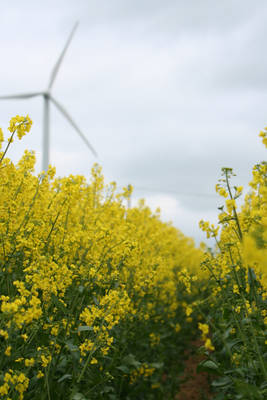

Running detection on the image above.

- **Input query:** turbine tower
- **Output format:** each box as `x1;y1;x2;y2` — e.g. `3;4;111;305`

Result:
0;22;97;171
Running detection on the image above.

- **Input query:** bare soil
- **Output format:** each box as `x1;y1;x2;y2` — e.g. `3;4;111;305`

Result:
174;339;214;400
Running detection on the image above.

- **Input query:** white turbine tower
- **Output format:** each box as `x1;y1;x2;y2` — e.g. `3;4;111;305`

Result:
0;22;97;171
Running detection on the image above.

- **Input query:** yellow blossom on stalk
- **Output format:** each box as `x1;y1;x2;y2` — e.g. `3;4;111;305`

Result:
199;220;219;238
232;353;240;365
0;127;4;149
130;363;155;384
0;329;8;340
151;383;161;389
79;339;94;357
149;332;160;347
40;354;52;368
37;371;44;379
8;115;32;139
25;358;35;367
198;322;209;338
219;188;228;197
233;284;239;294
1;371;29;399
21;334;28;342
225;199;236;214
204;338;215;351
259;127;267;147
5;346;11;356
216;184;228;198
0;383;9;396
15;372;29;397
51;325;59;336
185;306;193;316
235;186;243;197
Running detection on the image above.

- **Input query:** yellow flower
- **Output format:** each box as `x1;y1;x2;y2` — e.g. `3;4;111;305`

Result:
151;383;160;389
204;338;215;351
8;115;32;139
235;186;243;196
25;358;35;367
41;354;52;368
0;383;9;396
225;199;236;214
198;323;209;336
21;333;28;342
37;371;44;379
0;329;8;340
219;188;228;198
5;346;11;356
233;284;239;294
0;127;4;149
185;306;193;316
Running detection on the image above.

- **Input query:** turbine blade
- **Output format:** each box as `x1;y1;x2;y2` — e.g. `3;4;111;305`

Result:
50;96;97;157
48;22;79;90
0;92;42;100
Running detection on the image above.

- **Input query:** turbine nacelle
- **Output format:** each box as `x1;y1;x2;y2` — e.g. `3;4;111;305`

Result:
43;91;51;99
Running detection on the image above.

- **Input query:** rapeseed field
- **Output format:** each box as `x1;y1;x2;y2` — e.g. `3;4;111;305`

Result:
0;116;266;399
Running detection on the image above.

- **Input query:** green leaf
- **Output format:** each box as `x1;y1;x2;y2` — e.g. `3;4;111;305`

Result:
65;340;79;352
78;285;85;293
58;374;72;383
77;325;94;332
197;360;222;375
116;365;130;374
71;393;87;400
248;267;257;286
101;386;114;393
234;379;262;399
122;354;141;368
224;338;242;352
211;376;232;388
150;362;164;369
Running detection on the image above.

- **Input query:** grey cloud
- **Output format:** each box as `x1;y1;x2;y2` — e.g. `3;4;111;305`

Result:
1;1;267;244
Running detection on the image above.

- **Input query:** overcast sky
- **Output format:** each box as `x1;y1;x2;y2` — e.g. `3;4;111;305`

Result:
1;1;267;244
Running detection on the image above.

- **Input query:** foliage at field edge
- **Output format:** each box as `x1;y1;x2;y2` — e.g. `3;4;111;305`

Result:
0;116;205;399
197;128;267;399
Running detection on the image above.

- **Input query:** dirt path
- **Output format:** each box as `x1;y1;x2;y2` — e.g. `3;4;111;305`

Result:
174;339;213;400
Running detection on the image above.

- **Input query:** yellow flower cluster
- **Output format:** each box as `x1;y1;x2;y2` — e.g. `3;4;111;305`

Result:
130;363;156;384
0;370;29;399
0;127;4;149
0;117;203;398
8;115;32;140
259;126;267;148
198;322;214;351
196;127;267;385
149;332;160;347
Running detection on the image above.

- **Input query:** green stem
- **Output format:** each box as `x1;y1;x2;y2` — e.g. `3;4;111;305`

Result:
0;130;16;164
225;170;243;241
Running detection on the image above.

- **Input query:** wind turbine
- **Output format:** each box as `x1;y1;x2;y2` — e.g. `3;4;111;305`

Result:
0;22;97;171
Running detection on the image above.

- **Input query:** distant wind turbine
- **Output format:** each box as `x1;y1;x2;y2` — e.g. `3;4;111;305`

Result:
0;22;97;171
